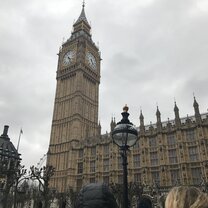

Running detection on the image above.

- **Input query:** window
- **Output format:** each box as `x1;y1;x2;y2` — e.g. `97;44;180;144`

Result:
133;154;140;167
90;161;96;172
170;170;179;185
118;175;123;184
191;168;201;185
118;157;122;169
134;173;141;182
103;176;109;184
103;159;109;172
149;137;156;147
168;149;178;164
189;147;198;161
77;179;82;190
150;152;158;166
77;162;83;174
167;134;176;145
78;149;83;158
91;147;96;156
90;177;95;183
186;129;195;142
151;172;160;183
133;141;140;149
103;145;109;155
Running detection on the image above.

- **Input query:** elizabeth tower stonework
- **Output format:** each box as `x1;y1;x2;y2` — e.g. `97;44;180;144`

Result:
47;5;101;192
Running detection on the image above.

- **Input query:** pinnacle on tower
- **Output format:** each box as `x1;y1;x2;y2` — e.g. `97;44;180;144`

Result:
71;3;91;39
139;110;144;127
156;106;160;115
193;96;202;125
98;121;101;136
156;106;162;132
139;110;144;120
139;110;145;135
74;1;90;25
110;117;116;132
174;101;179;112
156;106;161;122
174;101;181;128
193;96;199;108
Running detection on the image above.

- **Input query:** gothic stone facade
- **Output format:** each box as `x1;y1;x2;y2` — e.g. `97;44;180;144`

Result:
47;6;208;193
48;109;208;193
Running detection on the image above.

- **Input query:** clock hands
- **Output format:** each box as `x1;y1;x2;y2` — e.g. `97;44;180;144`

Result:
62;50;75;66
86;52;96;69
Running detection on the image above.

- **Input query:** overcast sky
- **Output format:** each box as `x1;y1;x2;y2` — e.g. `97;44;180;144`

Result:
0;0;208;169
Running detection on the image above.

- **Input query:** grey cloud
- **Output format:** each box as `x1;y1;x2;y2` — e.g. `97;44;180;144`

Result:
0;0;208;169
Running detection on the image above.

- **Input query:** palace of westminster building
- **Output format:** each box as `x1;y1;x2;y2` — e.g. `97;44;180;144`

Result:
47;4;208;193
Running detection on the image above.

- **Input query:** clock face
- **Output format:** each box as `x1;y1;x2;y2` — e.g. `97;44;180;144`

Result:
86;52;97;70
62;50;75;66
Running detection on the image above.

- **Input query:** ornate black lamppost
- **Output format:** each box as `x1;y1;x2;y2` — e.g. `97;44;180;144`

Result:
112;105;138;208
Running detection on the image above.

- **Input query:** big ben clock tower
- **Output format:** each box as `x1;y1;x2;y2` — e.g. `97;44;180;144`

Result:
47;4;101;192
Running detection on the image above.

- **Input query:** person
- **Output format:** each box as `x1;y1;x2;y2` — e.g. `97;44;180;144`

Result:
137;198;152;208
158;194;166;208
165;186;208;208
75;183;118;208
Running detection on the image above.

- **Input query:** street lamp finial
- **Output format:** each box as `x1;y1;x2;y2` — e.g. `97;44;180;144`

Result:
123;105;129;112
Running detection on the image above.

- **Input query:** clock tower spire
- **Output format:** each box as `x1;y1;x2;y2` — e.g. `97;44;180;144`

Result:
47;4;101;192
